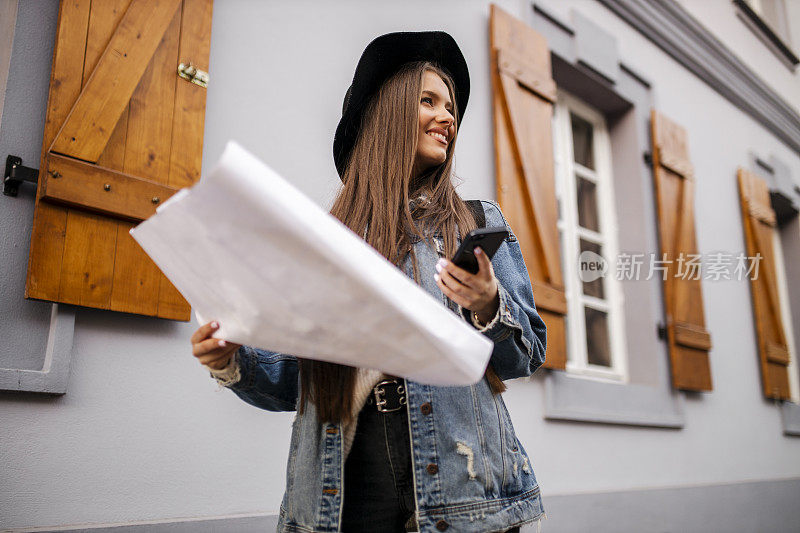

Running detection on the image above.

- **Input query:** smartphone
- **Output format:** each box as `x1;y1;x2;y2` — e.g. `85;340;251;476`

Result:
451;227;509;274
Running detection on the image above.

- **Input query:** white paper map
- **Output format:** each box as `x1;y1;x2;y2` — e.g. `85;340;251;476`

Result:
130;141;492;386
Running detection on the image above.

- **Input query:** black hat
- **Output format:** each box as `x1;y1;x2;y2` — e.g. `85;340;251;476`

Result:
332;31;470;180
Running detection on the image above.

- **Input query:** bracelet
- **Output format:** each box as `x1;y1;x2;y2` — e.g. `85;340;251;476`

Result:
472;310;487;327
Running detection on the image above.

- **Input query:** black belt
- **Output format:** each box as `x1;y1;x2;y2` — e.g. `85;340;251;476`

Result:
366;379;407;413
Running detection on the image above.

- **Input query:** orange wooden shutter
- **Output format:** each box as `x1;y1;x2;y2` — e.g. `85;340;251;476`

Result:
25;0;213;321
649;110;713;391
737;168;792;400
489;4;567;370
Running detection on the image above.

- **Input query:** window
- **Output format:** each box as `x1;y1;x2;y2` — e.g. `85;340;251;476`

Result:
734;0;799;69
552;91;628;382
773;226;800;403
744;0;792;44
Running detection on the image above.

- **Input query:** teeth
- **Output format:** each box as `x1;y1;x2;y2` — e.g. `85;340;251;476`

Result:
427;132;447;143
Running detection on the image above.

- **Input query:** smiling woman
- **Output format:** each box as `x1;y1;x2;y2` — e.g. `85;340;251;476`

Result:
190;31;547;533
413;72;456;177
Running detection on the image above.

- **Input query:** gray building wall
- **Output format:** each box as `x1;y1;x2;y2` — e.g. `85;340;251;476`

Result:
1;0;799;531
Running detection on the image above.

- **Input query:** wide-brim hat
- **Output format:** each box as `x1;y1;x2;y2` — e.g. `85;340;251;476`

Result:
333;31;470;180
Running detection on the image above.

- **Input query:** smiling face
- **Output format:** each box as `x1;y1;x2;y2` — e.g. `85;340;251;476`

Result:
412;70;457;180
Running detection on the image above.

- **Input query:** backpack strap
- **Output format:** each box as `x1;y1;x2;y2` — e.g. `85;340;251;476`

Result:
465;199;486;229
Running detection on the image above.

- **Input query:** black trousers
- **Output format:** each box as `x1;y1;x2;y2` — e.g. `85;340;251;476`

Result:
340;399;521;533
341;399;416;532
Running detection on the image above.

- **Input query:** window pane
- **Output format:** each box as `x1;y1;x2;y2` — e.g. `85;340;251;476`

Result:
584;306;611;367
746;0;791;47
570;113;594;169
579;238;605;299
576;176;600;231
761;0;791;44
745;0;763;15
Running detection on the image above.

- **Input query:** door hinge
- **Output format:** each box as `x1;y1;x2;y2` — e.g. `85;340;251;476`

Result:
177;62;209;88
4;155;39;197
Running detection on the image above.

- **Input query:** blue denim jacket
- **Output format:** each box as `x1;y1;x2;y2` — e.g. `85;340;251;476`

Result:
225;200;547;532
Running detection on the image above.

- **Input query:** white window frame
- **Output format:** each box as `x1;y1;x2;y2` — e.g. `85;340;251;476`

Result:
552;90;628;383
772;227;799;403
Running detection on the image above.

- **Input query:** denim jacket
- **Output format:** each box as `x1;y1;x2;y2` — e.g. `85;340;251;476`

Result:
223;200;547;532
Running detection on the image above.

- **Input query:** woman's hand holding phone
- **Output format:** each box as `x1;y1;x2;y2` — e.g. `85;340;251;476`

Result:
190;321;241;370
434;246;500;324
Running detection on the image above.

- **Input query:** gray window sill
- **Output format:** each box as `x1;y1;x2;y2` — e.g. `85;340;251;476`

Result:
0;304;75;394
780;401;800;436
544;370;685;428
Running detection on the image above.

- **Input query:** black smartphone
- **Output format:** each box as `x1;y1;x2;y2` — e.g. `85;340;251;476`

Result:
451;227;509;274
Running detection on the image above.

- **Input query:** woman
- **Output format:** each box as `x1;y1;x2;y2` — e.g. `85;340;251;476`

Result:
190;31;547;533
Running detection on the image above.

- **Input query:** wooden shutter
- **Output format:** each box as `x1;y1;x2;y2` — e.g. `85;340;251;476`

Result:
489;5;567;370
25;0;212;321
649;110;713;390
737;168;792;400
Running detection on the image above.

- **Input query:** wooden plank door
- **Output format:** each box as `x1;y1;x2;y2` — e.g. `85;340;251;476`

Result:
649;110;713;391
26;0;213;321
490;4;567;369
738;168;792;400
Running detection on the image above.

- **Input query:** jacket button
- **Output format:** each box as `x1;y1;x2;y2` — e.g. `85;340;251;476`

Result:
420;402;432;415
426;463;438;475
436;519;449;531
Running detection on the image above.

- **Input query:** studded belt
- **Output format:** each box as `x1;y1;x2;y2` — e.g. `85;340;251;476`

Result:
366;379;407;413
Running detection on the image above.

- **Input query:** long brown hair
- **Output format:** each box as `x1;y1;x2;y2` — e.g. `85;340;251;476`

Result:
299;61;504;424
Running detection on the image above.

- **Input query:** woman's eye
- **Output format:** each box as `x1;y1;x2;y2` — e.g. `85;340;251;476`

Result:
421;97;454;117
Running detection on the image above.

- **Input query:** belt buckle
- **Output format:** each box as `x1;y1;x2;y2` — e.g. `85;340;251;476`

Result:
374;379;406;413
